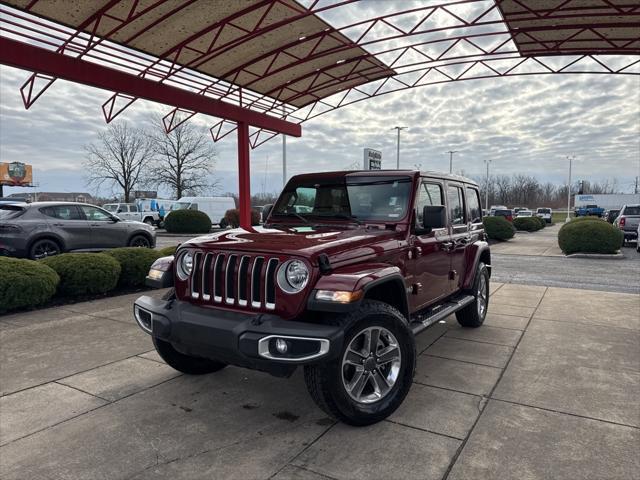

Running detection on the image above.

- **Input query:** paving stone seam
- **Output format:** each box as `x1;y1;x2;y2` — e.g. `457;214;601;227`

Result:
276;464;341;480
268;422;338;480
383;418;466;442
0;374;184;448
0;347;158;398
411;380;487;400
529;315;640;333
489;397;640;430
440;286;548;480
53;380;111;403
136;351;166;364
441;333;518;348
417;327;449;356
421;353;507;369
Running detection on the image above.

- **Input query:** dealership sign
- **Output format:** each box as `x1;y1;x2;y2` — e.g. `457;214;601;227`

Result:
363;148;382;170
0;162;33;186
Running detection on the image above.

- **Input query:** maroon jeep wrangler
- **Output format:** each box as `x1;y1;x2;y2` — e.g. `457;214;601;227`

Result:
134;170;490;425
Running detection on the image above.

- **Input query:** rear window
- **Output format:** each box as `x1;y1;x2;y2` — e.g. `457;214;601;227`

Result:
623;206;640;215
537;208;551;214
0;205;26;220
495;210;511;215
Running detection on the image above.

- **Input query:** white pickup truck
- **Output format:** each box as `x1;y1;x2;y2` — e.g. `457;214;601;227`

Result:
103;203;160;226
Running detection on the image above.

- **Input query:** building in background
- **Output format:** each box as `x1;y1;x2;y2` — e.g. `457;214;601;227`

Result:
8;192;94;203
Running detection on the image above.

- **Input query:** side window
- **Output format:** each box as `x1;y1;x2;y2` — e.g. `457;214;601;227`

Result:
129;205;138;213
466;187;482;223
80;205;112;221
415;181;443;226
447;186;466;226
189;203;198;211
41;206;82;220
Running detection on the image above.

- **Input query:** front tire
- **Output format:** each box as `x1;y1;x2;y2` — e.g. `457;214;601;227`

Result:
30;238;62;259
304;300;415;426
153;337;227;375
129;234;151;248
456;262;489;328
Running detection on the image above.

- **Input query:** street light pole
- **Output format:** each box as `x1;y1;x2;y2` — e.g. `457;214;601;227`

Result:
484;159;492;211
392;126;407;169
566;155;574;223
447;150;458;173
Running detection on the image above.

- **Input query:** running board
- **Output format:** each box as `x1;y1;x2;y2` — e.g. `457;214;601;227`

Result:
409;295;475;336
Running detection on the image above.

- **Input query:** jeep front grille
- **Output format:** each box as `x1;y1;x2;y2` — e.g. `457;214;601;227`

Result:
189;252;279;310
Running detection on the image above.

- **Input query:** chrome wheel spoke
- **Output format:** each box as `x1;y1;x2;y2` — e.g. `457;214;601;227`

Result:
367;328;380;354
347;368;368;399
371;370;390;397
345;349;365;366
376;345;400;365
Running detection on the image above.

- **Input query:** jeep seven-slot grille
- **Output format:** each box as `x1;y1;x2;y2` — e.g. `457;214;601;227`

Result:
189;252;279;310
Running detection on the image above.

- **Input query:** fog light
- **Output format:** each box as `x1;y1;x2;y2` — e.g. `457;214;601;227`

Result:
275;338;288;354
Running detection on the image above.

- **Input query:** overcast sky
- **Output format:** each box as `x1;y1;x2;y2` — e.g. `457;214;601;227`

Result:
1;62;639;198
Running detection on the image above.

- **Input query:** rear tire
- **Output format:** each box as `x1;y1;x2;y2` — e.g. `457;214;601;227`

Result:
152;337;227;375
456;262;489;328
304;300;415;426
143;218;154;226
29;238;62;259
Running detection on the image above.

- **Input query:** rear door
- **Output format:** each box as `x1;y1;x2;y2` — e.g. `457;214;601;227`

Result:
407;179;450;310
465;186;484;242
446;183;470;294
40;205;92;250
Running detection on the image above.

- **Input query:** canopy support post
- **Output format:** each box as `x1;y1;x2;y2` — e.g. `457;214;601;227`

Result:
238;121;251;229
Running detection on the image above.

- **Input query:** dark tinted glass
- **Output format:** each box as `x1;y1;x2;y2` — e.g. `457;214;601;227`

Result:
623;206;640;215
41;205;83;220
447;186;465;225
0;205;26;219
466;187;481;222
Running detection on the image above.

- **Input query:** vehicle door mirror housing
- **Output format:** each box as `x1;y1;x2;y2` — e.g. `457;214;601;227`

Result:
423;205;447;230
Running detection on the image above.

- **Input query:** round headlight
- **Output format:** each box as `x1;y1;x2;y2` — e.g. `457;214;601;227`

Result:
177;251;194;280
277;260;309;294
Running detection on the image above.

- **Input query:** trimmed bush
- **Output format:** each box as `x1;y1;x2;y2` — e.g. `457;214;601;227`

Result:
164;209;211;234
513;217;542;232
42;253;121;296
571;216;603;223
223;208;261;228
533;216;546;229
157;245;178;256
558;219;623;254
0;257;59;312
107;248;162;288
483;216;515;241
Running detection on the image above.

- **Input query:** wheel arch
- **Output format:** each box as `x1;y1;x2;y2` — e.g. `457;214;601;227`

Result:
128;230;154;246
27;233;66;254
462;242;491;290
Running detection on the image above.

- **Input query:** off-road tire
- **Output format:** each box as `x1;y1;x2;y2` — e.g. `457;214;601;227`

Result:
152;337;227;375
456;262;489;328
303;300;415;426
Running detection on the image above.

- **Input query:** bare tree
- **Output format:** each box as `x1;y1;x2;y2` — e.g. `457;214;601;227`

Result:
147;117;218;199
84;122;154;202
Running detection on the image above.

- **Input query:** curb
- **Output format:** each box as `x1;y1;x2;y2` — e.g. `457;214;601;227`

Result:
566;253;625;259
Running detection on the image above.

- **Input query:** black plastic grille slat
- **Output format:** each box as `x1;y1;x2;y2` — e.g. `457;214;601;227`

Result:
225;255;237;303
251;257;264;306
191;253;203;298
202;253;213;300
238;256;249;305
214;253;225;300
265;258;279;309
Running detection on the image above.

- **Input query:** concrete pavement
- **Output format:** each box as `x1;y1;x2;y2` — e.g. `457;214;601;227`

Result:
1;282;638;480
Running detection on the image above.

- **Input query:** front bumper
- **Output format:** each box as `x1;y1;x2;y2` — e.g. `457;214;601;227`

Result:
133;296;344;375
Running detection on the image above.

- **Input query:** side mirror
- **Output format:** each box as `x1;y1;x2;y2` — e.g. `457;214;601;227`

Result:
262;204;273;222
117;208;123;213
423;205;447;230
110;215;120;222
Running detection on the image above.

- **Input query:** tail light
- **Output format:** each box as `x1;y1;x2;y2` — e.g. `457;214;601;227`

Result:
619;217;626;228
0;224;22;233
507;215;513;222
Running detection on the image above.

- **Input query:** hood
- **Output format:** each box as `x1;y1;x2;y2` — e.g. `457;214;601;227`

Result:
181;225;402;265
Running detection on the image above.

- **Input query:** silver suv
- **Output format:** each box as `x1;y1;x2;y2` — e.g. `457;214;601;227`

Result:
614;204;640;245
0;202;156;259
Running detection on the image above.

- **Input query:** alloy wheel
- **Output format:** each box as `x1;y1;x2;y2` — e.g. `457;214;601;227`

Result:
341;326;402;404
477;274;488;318
32;240;60;259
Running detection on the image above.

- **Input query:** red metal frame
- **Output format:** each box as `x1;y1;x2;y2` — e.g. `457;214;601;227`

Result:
237;122;252;228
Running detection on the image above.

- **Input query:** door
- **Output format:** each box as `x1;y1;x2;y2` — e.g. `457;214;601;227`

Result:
80;205;126;248
407;180;450;311
465;186;484;242
446;183;470;294
40;205;92;250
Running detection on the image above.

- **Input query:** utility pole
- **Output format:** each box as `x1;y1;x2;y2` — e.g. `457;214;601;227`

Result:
282;134;287;188
392;126;407;169
566;155;574;223
635;176;638;194
484;159;492;211
447;150;458;173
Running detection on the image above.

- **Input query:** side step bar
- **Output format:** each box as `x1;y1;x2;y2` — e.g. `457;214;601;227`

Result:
409;295;475;336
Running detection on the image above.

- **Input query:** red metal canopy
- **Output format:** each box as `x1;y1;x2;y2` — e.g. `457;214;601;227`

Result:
0;0;638;226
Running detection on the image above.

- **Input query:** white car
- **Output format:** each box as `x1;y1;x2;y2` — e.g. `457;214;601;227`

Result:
536;207;552;223
103;203;159;225
168;196;236;226
516;210;533;217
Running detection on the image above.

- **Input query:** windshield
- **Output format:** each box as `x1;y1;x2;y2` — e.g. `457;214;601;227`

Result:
103;204;118;212
272;175;412;223
0;205;26;220
537;208;550;213
171;202;190;211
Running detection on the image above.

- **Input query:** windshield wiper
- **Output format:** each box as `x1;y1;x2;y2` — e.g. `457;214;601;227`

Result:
273;212;309;224
318;213;363;225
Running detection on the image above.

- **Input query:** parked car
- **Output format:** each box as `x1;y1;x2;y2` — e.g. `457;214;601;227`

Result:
516;210;533;217
167;196;236;226
135;170;491;426
0;202;155;259
614;204;640;244
604;209;621;224
494;209;513;222
489;205;507;216
513;207;527;216
574;204;604;217
535;207;552;223
103;203;160;226
0;197;28;204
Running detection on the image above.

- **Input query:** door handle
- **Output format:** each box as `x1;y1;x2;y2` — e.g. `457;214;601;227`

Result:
90;223;101;227
441;241;454;251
